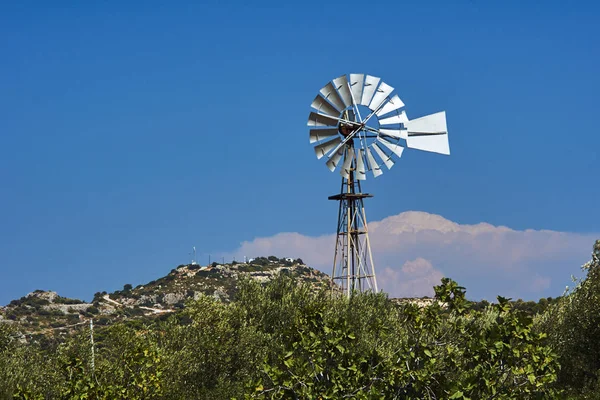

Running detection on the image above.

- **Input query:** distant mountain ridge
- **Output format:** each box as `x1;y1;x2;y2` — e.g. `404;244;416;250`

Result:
0;253;558;339
0;256;329;336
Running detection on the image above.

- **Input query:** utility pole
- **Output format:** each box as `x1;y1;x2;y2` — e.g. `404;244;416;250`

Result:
90;319;95;376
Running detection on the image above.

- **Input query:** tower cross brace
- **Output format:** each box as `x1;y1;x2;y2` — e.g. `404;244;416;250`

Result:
329;144;378;296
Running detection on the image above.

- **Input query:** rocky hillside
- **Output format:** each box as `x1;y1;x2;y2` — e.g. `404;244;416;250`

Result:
99;256;327;309
0;257;329;337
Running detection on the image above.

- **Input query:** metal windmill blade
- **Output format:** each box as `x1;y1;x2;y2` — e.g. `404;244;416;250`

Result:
340;147;355;179
361;75;380;107
314;137;341;159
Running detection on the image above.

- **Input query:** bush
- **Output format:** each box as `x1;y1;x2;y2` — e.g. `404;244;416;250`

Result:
128;307;146;317
55;296;84;305
236;264;264;273
93;291;107;302
23;297;50;307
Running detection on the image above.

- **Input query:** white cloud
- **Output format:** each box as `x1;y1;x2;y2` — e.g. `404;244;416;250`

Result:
379;258;445;298
221;211;598;300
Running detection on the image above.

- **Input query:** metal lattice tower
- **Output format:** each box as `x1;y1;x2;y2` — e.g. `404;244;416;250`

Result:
329;144;377;295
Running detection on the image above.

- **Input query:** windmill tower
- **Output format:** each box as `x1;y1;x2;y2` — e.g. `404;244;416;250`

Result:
308;74;450;296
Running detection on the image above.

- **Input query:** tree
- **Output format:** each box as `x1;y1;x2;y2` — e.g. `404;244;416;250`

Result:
0;268;568;399
248;277;559;399
0;324;64;398
536;239;600;395
57;324;164;399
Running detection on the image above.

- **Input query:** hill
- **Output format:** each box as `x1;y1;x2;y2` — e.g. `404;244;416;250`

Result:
0;254;561;339
0;256;329;336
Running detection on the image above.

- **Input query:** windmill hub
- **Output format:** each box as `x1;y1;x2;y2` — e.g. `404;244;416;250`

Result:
338;123;355;137
308;73;450;296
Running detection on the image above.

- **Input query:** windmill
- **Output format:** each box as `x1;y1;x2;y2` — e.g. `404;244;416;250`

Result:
308;73;450;296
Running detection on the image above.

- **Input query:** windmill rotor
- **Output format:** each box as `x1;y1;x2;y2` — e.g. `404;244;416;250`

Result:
308;73;450;179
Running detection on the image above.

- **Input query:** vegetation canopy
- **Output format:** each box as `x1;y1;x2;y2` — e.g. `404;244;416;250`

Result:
0;241;599;399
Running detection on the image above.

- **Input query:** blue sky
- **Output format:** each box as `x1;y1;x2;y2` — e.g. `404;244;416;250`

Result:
1;1;598;304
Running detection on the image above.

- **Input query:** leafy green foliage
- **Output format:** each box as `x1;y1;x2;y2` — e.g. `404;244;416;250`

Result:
4;323;164;400
535;239;600;397
62;325;163;399
0;324;64;399
248;277;559;399
6;241;600;400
